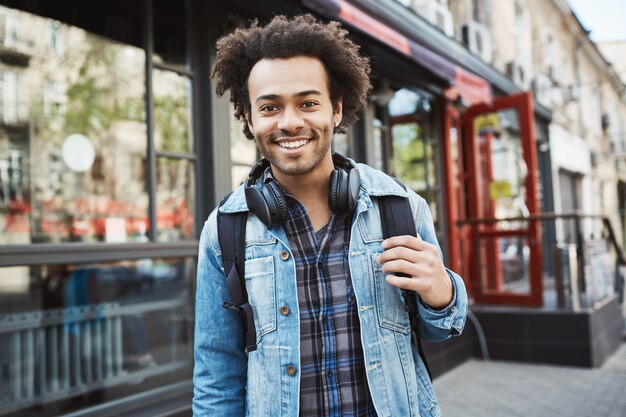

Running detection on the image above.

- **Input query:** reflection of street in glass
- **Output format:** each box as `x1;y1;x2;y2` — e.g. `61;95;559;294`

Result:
499;237;530;291
0;12;195;246
0;257;192;414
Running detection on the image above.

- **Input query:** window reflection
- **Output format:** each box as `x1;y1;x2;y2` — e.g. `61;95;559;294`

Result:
0;258;194;416
230;104;257;190
388;88;440;227
476;108;528;227
156;157;194;241
153;69;192;153
0;7;147;244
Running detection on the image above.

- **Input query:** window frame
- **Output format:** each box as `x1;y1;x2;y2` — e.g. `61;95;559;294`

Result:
0;0;207;265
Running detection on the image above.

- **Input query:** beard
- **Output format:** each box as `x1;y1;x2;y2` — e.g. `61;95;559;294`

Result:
255;122;334;177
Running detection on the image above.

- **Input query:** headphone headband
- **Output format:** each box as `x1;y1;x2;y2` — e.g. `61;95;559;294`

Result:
245;158;271;188
244;152;360;227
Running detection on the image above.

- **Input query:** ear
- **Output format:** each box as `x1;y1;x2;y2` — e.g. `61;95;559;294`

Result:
245;110;254;135
334;97;343;127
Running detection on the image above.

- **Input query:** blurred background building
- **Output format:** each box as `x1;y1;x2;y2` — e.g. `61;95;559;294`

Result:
0;0;623;416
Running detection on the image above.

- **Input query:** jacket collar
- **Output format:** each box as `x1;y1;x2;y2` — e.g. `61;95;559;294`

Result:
219;159;409;214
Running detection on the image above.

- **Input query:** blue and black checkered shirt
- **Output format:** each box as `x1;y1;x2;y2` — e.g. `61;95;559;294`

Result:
282;191;377;417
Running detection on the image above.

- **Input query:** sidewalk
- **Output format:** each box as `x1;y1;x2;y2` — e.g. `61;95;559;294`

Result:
434;342;626;417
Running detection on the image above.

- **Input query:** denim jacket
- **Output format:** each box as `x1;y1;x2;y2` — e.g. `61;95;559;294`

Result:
193;162;468;417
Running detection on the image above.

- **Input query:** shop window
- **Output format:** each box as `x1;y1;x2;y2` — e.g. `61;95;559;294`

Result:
153;69;196;241
0;257;194;416
387;88;441;228
155;157;195;241
0;8;148;245
153;70;193;153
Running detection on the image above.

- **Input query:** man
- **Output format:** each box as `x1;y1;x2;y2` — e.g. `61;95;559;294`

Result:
194;14;467;417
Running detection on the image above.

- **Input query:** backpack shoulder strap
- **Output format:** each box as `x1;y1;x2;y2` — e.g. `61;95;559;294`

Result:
217;193;257;352
378;179;432;380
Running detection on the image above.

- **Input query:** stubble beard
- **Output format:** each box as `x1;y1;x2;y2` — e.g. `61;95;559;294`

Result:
256;125;333;177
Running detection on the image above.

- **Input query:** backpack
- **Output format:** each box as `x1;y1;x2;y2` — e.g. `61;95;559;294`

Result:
217;186;432;380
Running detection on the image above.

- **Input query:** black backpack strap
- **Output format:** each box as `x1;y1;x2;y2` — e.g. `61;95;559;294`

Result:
378;182;432;380
217;194;257;352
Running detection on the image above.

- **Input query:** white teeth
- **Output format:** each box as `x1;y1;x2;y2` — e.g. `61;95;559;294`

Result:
278;139;308;149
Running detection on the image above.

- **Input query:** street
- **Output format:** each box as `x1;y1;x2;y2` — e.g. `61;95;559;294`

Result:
435;342;626;417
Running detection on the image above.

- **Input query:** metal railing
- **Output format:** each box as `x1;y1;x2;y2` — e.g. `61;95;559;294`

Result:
0;303;124;413
458;212;625;309
0;298;191;415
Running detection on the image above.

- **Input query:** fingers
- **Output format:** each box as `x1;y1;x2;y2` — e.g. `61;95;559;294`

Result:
378;236;438;266
381;235;429;252
379;257;436;278
385;273;432;294
377;245;420;265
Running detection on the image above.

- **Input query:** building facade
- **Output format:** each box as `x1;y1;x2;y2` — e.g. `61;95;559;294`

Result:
0;0;623;416
447;0;626;247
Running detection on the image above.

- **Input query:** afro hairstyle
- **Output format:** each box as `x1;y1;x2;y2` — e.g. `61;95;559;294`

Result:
212;14;371;139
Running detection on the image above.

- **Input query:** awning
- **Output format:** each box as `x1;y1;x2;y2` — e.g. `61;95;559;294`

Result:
304;0;492;105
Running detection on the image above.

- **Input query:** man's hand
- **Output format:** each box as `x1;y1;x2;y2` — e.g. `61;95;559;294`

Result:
377;235;453;309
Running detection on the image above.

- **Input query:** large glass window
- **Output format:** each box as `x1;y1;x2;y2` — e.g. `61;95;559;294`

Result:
0;1;200;415
0;2;197;244
0;257;194;416
0;7;148;244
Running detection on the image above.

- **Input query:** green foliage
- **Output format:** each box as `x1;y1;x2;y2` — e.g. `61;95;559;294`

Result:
153;94;190;153
63;37;143;136
392;123;426;189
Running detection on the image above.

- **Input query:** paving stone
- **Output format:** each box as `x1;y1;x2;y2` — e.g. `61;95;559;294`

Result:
434;342;626;417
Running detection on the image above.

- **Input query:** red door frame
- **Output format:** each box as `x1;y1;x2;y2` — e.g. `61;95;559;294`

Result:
443;92;543;306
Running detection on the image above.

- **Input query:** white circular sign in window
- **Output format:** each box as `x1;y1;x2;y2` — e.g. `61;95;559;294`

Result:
62;133;96;172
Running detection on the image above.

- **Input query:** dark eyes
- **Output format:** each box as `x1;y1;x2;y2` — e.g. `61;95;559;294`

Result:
260;104;279;112
258;101;319;113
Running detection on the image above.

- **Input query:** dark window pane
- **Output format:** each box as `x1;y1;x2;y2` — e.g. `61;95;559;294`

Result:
0;258;194;416
0;7;148;244
153;69;193;153
153;0;188;67
156;157;194;241
0;0;144;49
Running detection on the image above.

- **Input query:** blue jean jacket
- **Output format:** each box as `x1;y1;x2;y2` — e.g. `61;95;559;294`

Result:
193;162;468;417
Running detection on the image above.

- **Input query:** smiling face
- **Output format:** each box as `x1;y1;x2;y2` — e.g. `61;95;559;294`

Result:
246;56;342;183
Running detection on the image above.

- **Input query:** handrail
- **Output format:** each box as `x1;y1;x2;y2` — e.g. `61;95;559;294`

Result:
456;211;626;266
456;211;606;225
602;218;626;265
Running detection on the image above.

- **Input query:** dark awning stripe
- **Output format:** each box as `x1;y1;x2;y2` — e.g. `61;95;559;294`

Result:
305;0;456;83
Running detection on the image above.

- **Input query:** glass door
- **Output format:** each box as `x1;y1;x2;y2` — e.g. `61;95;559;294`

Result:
459;92;543;306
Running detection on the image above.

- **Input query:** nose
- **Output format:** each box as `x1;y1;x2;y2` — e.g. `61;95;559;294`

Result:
276;106;304;132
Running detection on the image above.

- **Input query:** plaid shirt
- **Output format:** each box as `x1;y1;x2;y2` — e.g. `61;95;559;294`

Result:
281;191;377;417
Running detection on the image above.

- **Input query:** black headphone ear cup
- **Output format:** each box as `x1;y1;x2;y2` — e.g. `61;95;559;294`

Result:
245;186;273;227
329;168;349;213
347;167;360;212
265;180;289;225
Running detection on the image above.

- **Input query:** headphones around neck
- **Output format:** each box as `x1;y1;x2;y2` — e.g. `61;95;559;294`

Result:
244;153;361;228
